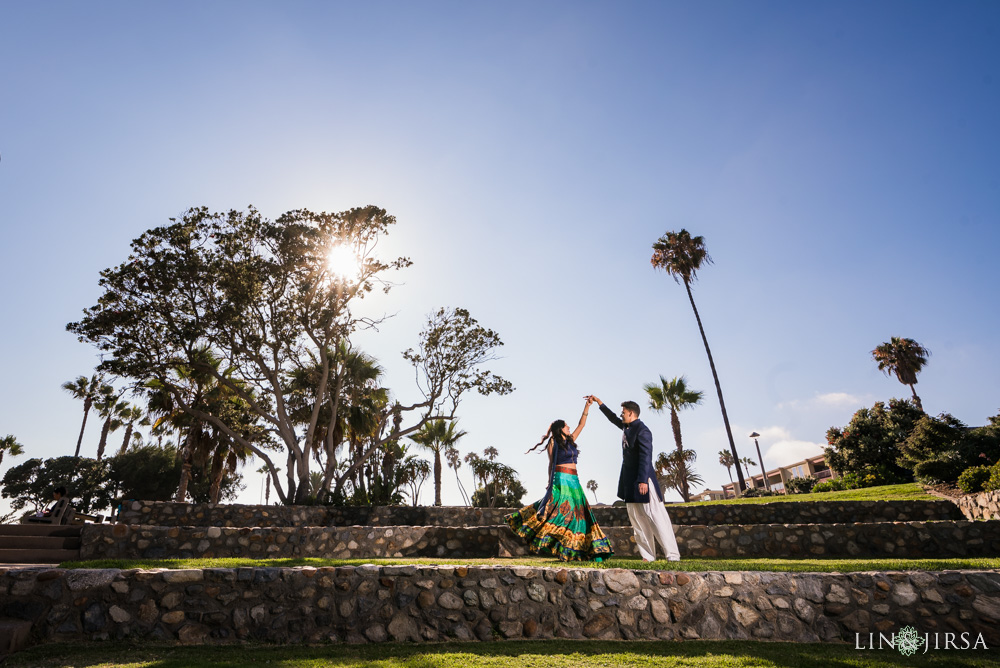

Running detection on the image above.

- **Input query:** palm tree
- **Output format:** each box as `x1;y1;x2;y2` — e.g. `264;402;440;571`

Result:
117;405;147;455
93;389;126;461
872;337;930;411
651;230;745;491
62;374;107;458
739;456;758;486
444;445;471;506
718;449;736;483
409;420;467;506
644;374;704;501
400;456;431;506
0;434;25;470
145;346;257;502
655;450;704;501
586;479;599;504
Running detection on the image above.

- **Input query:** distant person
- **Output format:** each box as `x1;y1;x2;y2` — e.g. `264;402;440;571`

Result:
505;396;614;562
588;395;680;562
39;486;67;517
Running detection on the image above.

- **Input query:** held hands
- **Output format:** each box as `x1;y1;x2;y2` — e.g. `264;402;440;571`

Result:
584;394;602;406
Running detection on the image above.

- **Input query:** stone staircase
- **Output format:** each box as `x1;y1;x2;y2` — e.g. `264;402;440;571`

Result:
0;525;82;564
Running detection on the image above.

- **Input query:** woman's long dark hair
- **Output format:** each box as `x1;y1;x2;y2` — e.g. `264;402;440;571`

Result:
526;419;577;454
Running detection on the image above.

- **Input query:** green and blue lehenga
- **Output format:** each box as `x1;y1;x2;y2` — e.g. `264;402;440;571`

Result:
505;464;614;561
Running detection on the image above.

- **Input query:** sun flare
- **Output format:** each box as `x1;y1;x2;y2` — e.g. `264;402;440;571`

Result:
325;244;360;280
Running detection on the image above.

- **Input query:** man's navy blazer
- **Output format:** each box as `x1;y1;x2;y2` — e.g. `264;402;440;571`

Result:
599;403;663;503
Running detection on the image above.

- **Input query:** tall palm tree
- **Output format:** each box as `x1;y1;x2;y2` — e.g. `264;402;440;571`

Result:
586;479;599;504
117;405;147;455
872;337;930;411
718;449;736;483
62;374;107;458
409;420;467;506
0;434;25;469
652;230;745;491
644;374;704;501
93;389;126;461
444;445;471;506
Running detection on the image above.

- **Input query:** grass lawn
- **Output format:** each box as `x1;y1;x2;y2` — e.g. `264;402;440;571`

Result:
6;640;999;668
671;484;940;506
57;555;1000;573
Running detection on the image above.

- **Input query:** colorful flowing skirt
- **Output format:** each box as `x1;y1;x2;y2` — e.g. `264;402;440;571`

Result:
505;465;614;561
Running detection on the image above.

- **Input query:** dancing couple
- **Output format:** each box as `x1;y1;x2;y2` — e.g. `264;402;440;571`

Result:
505;394;680;562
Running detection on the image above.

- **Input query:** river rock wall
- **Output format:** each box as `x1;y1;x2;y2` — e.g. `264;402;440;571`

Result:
1;565;998;646
79;520;1000;561
956;491;1000;521
116;499;964;528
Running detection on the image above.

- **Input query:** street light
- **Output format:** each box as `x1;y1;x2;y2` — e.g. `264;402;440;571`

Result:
749;432;771;491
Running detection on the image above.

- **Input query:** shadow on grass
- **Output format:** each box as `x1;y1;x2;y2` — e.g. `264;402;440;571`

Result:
8;640;1000;668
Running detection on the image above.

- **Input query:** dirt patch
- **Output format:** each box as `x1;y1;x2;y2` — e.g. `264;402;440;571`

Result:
921;483;964;499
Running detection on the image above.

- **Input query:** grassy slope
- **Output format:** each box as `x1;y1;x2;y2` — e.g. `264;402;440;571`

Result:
6;640;1000;668
56;555;1000;573
672;484;939;506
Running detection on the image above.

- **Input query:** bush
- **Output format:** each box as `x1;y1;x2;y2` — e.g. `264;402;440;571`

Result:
986;461;1000;493
741;487;777;498
813;477;848;493
913;455;967;484
786;476;817;494
957;466;992;494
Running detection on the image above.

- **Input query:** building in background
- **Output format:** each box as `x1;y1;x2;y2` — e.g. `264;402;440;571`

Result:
716;454;837;498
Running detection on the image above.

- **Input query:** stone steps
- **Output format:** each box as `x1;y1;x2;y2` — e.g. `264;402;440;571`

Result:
0;525;82;564
77;520;1000;561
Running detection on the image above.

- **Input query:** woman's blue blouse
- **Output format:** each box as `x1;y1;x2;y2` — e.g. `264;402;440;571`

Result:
553;439;579;466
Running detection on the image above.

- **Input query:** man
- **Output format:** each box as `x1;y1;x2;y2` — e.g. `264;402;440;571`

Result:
588;395;680;562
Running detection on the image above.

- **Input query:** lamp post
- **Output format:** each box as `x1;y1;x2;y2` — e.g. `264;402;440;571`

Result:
749;432;770;491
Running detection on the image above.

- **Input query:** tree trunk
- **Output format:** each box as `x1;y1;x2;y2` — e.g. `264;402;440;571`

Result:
909;384;923;412
684;279;745;490
725;466;733;483
209;451;225;503
453;470;470;506
96;418;111;461
434;449;442;507
119;422;134;456
175;429;196;502
74;399;91;458
669;408;690;502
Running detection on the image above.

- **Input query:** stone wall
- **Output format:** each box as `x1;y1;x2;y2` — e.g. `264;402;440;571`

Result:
79;520;1000;561
956;491;1000;521
116;499;964;528
1;565;998;646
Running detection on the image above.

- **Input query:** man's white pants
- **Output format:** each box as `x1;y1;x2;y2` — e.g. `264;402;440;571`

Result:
626;478;680;561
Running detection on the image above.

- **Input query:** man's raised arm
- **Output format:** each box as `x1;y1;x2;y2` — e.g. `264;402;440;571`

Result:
588;395;624;430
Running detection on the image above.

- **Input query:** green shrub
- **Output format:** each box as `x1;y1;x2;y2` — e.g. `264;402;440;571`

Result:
957;466;992;494
914;455;967;484
986;461;1000;493
813;477;848;493
786;476;817;494
741;487;777;498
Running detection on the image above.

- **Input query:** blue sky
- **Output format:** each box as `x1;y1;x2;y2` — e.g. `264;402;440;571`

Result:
2;1;999;509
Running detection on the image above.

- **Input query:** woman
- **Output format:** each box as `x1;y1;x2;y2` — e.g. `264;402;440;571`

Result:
505;396;613;562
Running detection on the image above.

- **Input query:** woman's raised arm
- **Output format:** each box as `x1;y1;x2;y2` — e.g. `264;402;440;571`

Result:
571;396;593;441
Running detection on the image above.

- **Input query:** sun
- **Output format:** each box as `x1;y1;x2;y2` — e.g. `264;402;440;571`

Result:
325;243;360;280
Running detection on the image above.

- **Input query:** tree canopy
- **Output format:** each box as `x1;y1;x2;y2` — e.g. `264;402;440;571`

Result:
68;205;512;504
